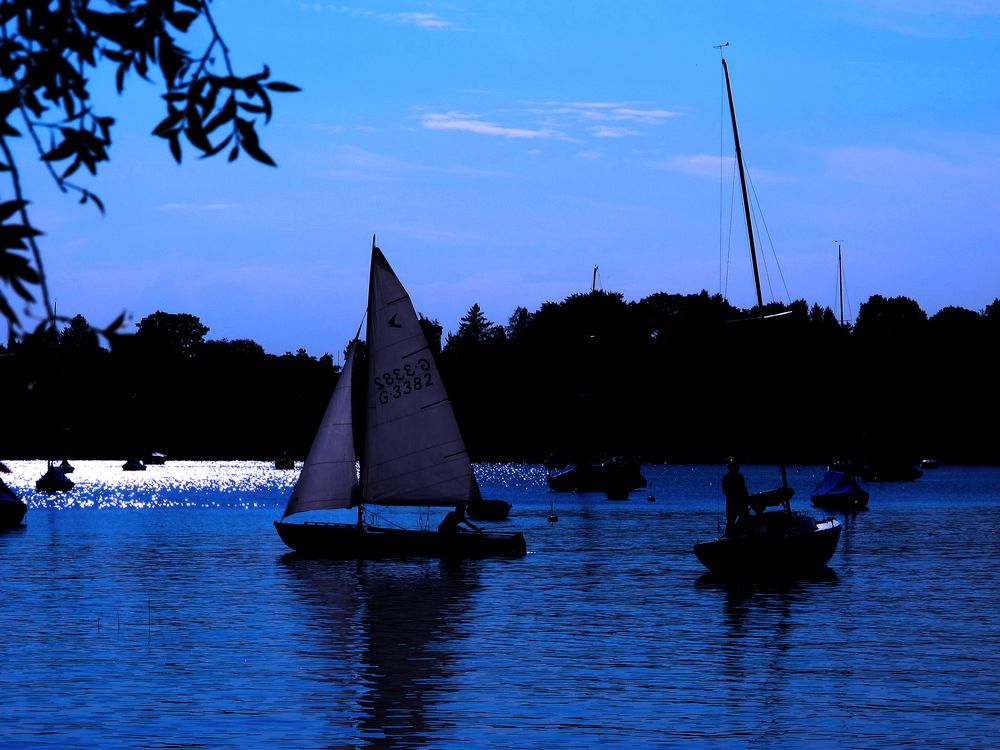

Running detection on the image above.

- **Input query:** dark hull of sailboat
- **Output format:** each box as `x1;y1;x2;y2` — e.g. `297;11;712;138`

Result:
811;490;869;511
466;499;511;521
0;500;27;528
35;469;74;493
693;512;841;577
547;458;646;493
274;521;527;559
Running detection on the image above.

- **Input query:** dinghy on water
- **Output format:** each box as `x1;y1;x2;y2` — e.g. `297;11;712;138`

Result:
274;239;526;560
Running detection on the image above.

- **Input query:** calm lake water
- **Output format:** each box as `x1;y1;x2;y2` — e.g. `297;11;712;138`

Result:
0;460;997;749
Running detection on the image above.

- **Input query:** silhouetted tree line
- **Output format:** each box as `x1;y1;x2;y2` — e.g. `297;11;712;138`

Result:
2;293;998;465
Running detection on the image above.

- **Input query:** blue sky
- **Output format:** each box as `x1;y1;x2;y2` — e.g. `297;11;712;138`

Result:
19;1;1000;356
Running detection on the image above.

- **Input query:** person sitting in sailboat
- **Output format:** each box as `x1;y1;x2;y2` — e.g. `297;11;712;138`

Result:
438;504;481;535
722;459;752;537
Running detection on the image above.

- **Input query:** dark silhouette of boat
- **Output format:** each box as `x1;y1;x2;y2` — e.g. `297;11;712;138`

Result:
810;469;869;511
465;499;511;520
694;508;842;577
0;476;27;528
546;455;646;493
35;461;74;492
57;458;74;474
122;457;147;471
274;239;526;560
694;53;842;578
274;452;295;470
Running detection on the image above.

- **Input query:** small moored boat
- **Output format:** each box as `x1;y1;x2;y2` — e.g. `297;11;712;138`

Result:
36;461;74;492
122;457;147;471
0;477;27;528
811;469;869;511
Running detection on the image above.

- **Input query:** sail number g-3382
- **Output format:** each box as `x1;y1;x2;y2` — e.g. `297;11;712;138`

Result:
374;358;433;404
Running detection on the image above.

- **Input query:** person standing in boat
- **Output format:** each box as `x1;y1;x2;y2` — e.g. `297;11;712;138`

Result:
438;504;481;535
722;458;752;537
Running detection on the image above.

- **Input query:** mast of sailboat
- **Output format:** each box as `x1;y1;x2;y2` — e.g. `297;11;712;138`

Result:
721;54;764;311
837;241;845;326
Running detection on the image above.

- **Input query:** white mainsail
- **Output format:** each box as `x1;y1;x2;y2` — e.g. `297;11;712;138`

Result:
362;245;474;506
282;341;359;517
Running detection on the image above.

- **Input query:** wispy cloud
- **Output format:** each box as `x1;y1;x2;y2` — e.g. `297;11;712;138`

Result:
326;145;516;180
312;5;467;31
539;101;680;125
659;155;733;179
422;112;551;139
660;154;790;184
156;202;240;212
590;126;640;138
821;144;992;185
396;12;457;30
831;0;1000;36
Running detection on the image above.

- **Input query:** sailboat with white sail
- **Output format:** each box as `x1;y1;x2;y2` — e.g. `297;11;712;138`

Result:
274;239;526;559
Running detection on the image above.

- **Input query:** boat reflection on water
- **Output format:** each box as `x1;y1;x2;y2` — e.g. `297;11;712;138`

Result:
695;569;841;735
280;556;479;747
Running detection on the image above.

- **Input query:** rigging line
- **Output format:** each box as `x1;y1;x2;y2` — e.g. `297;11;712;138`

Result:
725;156;738;301
719;53;726;299
745;167;792;305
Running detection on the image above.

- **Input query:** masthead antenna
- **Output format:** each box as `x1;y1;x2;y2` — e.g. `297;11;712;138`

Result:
713;41;729;52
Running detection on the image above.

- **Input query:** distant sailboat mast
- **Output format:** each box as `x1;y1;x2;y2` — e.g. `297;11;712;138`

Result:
837;241;845;327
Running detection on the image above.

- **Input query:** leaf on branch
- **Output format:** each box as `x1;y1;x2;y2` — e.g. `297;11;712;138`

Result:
42;137;76;163
0;200;28;224
153;107;184;137
200;133;233;158
168;10;200;33
204;95;236;135
169;132;182;164
62;157;82;180
0;294;17;327
235;118;276;167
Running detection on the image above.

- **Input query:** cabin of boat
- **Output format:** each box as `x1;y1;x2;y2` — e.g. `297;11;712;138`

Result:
122;457;147;471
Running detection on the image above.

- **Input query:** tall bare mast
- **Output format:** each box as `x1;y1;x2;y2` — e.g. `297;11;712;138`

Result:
721;56;764;310
837;242;844;326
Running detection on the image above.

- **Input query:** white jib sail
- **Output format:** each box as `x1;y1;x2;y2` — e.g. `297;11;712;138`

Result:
282;341;359;517
362;246;474;506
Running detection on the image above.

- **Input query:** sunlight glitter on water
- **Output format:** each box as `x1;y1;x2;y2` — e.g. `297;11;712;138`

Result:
4;460;298;510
